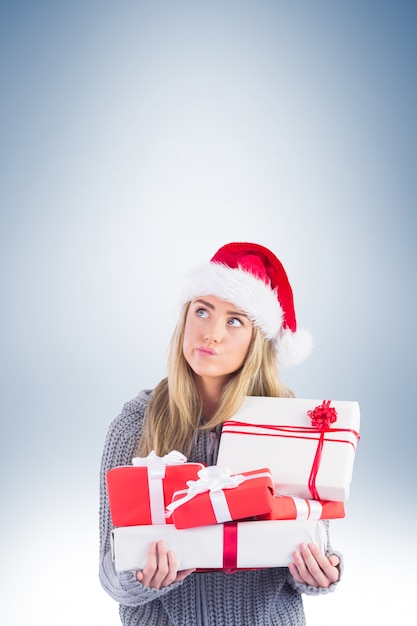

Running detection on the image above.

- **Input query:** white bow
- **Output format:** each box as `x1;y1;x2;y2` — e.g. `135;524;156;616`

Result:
132;450;187;478
166;466;245;515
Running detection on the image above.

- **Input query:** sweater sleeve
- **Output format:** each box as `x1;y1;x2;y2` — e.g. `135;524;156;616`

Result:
98;391;184;606
287;519;344;596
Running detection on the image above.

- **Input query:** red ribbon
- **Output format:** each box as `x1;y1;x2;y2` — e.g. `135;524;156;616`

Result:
307;400;337;500
307;400;337;430
195;523;260;574
223;522;238;570
221;422;358;448
221;400;360;501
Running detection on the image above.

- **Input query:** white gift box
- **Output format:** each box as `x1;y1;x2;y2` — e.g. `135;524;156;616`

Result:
216;396;360;501
111;519;327;572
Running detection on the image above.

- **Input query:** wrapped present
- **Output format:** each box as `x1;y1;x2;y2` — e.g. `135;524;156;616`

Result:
111;519;327;572
256;495;345;521
217;397;360;501
166;466;274;529
106;450;205;526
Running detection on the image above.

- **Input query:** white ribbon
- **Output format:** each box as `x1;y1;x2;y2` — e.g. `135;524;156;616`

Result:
307;499;323;520
289;496;310;520
166;466;247;523
131;450;187;524
275;494;324;520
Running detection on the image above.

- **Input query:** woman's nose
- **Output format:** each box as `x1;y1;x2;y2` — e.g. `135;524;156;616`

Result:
204;319;223;343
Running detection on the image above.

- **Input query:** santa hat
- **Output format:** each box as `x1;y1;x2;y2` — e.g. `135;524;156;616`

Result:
179;242;313;367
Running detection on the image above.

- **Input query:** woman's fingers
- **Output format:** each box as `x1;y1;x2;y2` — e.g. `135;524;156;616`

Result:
136;541;195;589
288;543;340;588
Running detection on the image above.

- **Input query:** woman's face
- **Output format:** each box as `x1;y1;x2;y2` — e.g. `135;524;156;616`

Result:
183;295;253;383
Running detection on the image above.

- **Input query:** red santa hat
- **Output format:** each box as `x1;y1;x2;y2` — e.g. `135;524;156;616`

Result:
179;242;313;367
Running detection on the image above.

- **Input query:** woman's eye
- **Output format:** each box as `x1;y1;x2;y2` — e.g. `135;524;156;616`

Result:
196;308;209;318
228;317;243;327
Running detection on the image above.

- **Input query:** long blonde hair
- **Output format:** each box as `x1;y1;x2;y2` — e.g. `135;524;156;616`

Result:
136;303;293;457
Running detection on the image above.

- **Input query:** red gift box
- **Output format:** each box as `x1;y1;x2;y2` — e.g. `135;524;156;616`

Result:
166;466;274;529
256;495;345;521
106;450;205;526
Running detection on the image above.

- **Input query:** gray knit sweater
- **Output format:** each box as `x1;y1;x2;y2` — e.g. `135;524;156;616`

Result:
99;390;343;626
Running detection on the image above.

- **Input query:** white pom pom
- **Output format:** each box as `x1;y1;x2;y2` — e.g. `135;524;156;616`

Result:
275;327;314;368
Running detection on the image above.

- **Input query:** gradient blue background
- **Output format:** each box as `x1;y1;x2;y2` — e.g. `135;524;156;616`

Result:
1;1;416;623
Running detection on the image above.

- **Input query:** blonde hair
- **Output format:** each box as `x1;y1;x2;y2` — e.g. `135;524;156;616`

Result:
136;303;294;457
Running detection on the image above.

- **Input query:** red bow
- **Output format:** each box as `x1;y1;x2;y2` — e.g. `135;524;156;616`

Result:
307;400;337;499
307;400;337;430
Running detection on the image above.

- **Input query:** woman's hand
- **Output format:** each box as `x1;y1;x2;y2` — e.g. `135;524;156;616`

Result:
136;541;195;589
288;542;340;588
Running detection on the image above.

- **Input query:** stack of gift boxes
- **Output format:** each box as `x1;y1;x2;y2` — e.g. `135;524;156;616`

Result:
108;397;360;572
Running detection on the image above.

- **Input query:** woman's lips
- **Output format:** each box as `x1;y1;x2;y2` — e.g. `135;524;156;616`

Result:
196;346;217;356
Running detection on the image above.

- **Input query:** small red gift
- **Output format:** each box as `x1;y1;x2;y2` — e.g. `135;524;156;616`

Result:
255;495;345;521
106;450;205;527
166;466;274;529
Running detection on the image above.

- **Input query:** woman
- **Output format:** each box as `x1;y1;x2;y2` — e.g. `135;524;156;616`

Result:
99;242;342;625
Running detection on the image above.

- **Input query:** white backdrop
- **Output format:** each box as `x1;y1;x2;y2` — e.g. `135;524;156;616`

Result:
1;1;416;624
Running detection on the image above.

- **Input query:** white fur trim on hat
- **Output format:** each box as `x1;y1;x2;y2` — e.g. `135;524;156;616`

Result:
179;262;313;368
179;263;283;340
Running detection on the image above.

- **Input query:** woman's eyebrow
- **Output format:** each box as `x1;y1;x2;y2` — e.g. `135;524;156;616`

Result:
194;298;248;318
195;298;215;309
227;310;249;318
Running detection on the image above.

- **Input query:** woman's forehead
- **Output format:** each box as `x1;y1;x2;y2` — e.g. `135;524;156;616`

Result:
191;295;248;315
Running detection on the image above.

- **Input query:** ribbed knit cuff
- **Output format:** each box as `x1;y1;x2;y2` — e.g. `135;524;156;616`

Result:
119;569;185;600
